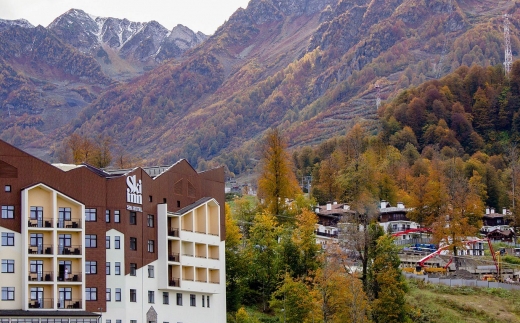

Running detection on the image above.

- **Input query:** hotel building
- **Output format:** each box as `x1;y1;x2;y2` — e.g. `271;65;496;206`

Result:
0;139;226;323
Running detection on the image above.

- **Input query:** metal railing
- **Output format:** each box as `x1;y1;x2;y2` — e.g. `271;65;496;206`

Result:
168;253;180;262
28;245;53;255
57;219;82;229
168;228;179;237
58;245;82;255
169;278;180;287
28;298;53;309
57;299;82;309
28;219;54;228
57;272;82;282
315;231;338;238
28;271;54;282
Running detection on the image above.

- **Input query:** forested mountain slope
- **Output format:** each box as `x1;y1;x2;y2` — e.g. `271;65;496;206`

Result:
2;0;519;174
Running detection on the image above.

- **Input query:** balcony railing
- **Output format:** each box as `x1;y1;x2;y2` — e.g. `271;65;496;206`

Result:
196;279;207;283
168;278;180;287
28;219;54;228
57;219;82;229
28;245;53;255
28;271;54;282
28;298;53;309
57;299;82;309
57;272;82;282
315;231;338;238
58;245;82;255
168;228;179;237
168;253;180;262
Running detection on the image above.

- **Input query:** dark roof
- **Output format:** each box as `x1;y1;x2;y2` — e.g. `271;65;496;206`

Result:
483;213;505;219
0;310;99;317
380;207;410;214
172;197;214;215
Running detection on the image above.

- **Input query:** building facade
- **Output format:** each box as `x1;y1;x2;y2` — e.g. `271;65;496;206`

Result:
0;140;226;323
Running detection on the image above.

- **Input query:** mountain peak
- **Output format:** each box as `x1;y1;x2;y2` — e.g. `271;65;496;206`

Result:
0;18;34;32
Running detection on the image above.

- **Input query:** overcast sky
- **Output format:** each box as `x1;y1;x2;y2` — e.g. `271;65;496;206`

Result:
0;0;251;34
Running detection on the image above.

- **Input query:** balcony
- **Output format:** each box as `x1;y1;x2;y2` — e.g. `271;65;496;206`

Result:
57;219;82;229
28;298;53;309
28;219;54;228
28;271;54;282
58;245;82;255
168;228;179;237
168;278;180;287
28;245;53;255
57;299;82;309
168;253;180;262
315;231;338;238
57;272;82;282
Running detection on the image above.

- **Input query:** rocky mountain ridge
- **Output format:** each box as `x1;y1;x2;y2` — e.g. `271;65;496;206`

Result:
48;9;207;66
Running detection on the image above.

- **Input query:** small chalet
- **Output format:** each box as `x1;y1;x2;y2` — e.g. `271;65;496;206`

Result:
482;207;511;227
314;202;355;245
486;228;515;243
379;201;420;239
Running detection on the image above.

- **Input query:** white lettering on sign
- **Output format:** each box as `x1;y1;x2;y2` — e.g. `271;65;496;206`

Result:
126;175;142;205
127;205;143;212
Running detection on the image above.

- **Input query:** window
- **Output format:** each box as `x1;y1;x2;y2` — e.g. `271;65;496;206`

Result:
115;262;121;275
202;295;205;307
1;260;14;273
106;320;111;323
4;185;11;192
147;214;154;227
1;233;14;246
148;265;154;278
130;263;136;276
129;321;135;323
114;210;120;223
190;294;196;306
130;289;136;302
148;291;154;303
1;206;14;219
207;295;210;308
147;240;154;253
115;288;121;302
85;235;97;248
58;234;72;248
106;288;111;301
30;206;43;220
177;201;180;207
59;207;71;221
149;196;153;202
105;210;110;223
163;292;169;304
176;293;182;306
129;211;136;225
117;320;122;323
85;208;96;222
85;261;97;274
106;262;110;275
114;236;120;249
85;287;97;301
106;236;110;249
130;237;137;250
2;287;14;300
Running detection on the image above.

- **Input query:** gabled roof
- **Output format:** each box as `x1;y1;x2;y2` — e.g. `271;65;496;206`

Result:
171;197;215;215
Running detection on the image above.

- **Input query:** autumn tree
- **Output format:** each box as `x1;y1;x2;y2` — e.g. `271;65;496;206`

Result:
369;235;408;323
432;159;484;269
257;128;301;218
61;133;113;168
225;203;247;312
245;212;282;311
310;249;370;323
270;273;314;323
